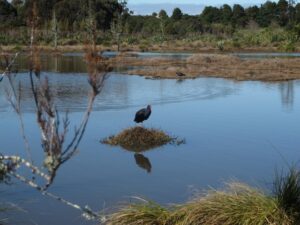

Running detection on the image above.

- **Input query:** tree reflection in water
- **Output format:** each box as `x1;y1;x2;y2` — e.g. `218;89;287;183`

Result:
279;81;294;111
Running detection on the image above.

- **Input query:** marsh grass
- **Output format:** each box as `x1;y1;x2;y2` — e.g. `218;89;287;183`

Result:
125;54;300;81
171;183;291;225
274;167;300;223
105;183;292;225
101;127;183;152
106;201;171;225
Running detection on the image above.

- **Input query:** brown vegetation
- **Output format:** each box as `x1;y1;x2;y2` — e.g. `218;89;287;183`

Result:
114;54;300;82
101;127;179;152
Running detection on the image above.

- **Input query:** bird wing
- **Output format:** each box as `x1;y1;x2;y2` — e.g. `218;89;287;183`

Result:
136;108;146;116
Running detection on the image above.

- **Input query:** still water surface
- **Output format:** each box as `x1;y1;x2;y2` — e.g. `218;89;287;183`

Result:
0;53;300;225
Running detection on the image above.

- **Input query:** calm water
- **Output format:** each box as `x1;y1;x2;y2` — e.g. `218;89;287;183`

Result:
1;53;300;225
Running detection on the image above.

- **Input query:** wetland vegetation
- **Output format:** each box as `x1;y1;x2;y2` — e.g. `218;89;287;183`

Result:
1;0;300;52
1;0;300;225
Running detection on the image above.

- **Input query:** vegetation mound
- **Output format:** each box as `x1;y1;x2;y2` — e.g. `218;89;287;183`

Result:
101;127;183;152
105;183;291;225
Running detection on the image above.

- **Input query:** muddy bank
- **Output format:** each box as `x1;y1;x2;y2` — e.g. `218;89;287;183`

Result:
114;54;300;82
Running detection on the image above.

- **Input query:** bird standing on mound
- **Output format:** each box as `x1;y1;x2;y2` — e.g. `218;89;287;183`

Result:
134;105;151;123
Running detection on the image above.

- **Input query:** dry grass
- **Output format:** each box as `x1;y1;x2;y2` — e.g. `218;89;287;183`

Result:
101;127;178;152
105;183;292;225
106;201;171;225
170;183;291;225
120;53;300;82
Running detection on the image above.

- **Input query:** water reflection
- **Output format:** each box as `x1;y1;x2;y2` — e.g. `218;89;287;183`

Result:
15;54;88;73
279;81;294;110
134;153;152;173
3;52;297;114
0;73;239;113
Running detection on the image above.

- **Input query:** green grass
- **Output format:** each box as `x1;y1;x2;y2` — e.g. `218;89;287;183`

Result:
101;127;182;152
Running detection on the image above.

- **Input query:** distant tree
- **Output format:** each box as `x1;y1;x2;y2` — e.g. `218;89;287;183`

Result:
257;1;277;27
277;0;289;26
231;4;247;27
152;12;157;17
245;5;259;21
158;9;168;19
171;7;183;20
111;0;128;51
0;0;17;26
287;0;296;23
220;4;232;24
158;10;168;40
201;6;220;23
11;0;23;8
296;3;300;23
54;0;121;31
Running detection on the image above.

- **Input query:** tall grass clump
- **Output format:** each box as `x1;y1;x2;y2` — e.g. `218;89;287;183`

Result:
106;201;171;225
106;182;292;225
171;183;291;225
274;167;300;223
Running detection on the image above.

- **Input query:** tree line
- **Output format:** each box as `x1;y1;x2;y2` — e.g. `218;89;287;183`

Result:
0;0;300;44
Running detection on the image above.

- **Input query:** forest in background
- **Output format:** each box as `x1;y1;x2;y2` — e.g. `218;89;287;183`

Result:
1;0;300;51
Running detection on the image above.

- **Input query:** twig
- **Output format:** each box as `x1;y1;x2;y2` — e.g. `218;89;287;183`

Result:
9;170;101;221
0;155;50;181
0;52;19;82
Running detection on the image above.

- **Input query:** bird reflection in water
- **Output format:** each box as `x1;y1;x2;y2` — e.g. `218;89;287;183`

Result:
134;153;152;173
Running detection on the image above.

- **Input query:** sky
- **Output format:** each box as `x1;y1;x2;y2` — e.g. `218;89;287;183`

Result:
127;0;270;15
128;0;268;6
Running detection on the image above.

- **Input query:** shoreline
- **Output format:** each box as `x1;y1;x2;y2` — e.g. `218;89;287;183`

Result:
0;44;298;54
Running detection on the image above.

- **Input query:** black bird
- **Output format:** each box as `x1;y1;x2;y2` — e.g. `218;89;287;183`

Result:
134;105;151;123
176;71;186;77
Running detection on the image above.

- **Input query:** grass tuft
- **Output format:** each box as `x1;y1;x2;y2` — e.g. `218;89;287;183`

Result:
105;183;292;225
101;127;183;152
273;167;300;223
106;201;171;225
171;182;291;225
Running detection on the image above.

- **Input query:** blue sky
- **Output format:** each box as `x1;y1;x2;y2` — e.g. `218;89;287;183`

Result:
128;0;268;6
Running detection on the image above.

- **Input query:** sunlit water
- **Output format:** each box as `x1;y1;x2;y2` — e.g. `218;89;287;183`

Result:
0;53;300;225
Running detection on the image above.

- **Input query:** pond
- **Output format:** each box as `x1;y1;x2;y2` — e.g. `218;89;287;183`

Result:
0;53;300;225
